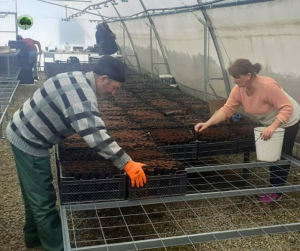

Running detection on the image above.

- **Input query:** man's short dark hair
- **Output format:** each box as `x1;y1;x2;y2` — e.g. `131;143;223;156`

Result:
93;56;125;83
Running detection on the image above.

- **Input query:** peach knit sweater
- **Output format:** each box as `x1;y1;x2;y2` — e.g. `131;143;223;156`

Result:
220;76;300;127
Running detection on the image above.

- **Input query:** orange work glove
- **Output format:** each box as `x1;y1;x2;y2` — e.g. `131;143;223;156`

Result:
124;160;147;188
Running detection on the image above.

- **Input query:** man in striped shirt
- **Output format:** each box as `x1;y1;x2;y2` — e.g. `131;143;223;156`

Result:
6;56;146;251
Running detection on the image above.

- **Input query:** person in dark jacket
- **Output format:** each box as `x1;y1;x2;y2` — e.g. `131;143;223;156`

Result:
7;56;146;251
16;35;42;80
95;22;118;55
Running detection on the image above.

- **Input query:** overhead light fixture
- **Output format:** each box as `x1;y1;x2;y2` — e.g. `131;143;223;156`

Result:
104;3;108;7
121;0;128;2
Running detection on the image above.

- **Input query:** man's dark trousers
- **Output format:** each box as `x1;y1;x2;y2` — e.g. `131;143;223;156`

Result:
10;144;63;251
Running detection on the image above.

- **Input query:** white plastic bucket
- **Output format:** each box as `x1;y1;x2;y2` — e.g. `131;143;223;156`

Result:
254;127;285;162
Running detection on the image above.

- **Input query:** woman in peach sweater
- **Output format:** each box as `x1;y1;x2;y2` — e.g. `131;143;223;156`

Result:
195;59;300;204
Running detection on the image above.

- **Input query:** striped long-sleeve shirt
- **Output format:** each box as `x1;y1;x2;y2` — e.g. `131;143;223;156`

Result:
6;71;131;169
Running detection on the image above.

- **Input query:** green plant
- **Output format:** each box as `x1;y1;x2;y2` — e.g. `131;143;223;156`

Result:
19;17;31;30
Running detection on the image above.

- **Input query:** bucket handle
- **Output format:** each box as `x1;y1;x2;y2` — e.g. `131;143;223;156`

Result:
255;133;262;142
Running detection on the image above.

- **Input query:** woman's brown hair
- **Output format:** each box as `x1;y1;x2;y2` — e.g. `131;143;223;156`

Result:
228;59;261;78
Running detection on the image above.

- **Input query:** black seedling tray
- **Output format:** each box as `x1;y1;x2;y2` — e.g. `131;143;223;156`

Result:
162;143;198;160
55;146;126;204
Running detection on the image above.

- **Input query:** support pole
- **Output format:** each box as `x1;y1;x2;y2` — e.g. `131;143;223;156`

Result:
150;25;153;79
122;23;126;64
139;0;171;75
198;0;231;97
204;23;208;101
111;3;142;74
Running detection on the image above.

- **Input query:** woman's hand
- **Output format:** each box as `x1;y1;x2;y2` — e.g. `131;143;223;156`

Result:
194;122;209;133
261;126;276;140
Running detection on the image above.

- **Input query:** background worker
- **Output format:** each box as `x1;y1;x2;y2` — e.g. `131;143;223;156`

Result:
195;58;300;204
95;22;118;55
16;35;42;81
6;56;146;251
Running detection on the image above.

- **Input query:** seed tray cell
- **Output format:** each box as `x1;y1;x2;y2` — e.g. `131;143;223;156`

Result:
104;119;141;130
109;130;152;142
149;129;195;145
125;148;168;161
57;148;102;161
127;110;165;120
102;115;128;121
118;141;157;149
196;127;236;142
142;159;187;175
61;160;119;175
139;119;183;129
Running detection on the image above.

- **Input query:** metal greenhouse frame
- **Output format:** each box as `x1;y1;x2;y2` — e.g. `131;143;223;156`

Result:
37;0;276;100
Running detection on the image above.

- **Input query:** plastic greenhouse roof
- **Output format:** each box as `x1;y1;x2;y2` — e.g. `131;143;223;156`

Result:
34;0;271;22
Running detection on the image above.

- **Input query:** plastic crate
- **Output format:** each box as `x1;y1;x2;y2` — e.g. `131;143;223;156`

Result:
55;147;126;204
197;140;238;157
128;171;187;200
162;143;198;159
58;174;126;204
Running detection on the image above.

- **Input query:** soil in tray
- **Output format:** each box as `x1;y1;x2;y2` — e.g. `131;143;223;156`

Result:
116;102;151;110
118;141;156;149
112;97;142;103
231;124;256;138
61;161;122;180
139;119;181;129
126;109;165;120
98;106;124;112
104;119;141;129
159;108;191;116
173;115;206;127
150;129;195;144
136;93;166;100
102;115;128;121
196;127;236;142
60;141;88;148
125;148;167;161
142;159;186;176
148;100;179;108
58;149;103;161
100;110;127;116
109;130;151;141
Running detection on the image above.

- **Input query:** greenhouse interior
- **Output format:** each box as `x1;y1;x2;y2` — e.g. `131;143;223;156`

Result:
1;0;300;250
